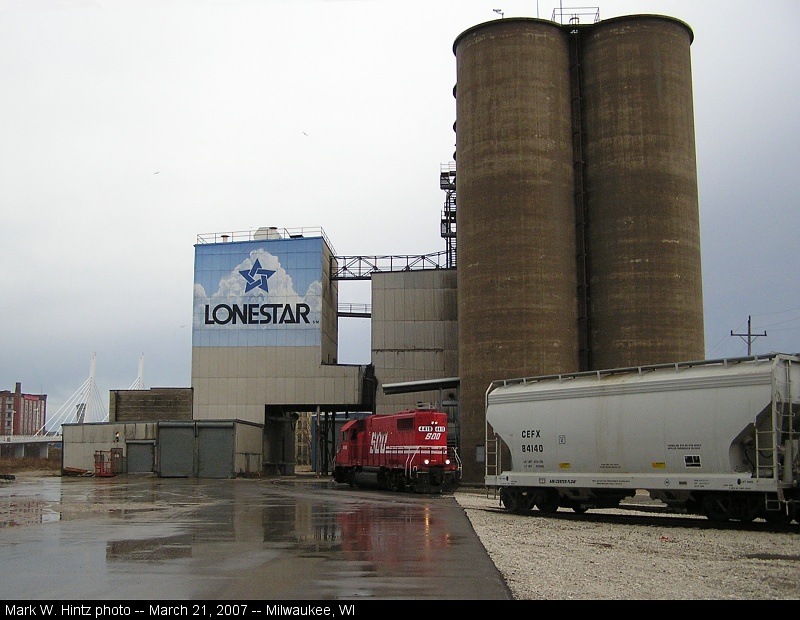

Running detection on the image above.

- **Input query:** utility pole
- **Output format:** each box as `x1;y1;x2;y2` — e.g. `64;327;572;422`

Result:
731;315;767;356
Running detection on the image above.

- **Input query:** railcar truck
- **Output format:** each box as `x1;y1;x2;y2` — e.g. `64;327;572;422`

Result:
485;353;800;523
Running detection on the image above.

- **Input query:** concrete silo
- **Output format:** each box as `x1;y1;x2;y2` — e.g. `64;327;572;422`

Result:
453;19;580;483
451;13;705;483
581;16;705;368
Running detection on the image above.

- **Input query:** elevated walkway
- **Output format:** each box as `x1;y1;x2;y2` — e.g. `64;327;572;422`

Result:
1;434;59;458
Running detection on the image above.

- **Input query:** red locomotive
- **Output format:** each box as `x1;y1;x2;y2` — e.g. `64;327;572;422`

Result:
333;408;461;493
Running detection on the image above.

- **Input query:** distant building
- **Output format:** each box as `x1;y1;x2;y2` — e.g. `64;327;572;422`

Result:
295;411;312;467
0;382;47;436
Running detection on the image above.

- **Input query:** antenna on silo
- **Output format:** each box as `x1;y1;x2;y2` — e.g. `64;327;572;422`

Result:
493;9;504;18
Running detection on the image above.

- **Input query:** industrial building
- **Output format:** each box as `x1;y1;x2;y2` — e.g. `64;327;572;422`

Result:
0;382;50;460
189;227;457;476
62;9;705;484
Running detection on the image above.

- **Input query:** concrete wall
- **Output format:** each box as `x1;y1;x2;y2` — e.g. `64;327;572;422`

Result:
372;269;458;414
62;420;263;477
192;348;366;421
62;422;157;474
235;420;264;475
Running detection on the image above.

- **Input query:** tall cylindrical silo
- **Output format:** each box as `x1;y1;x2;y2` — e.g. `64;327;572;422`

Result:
580;15;705;369
453;18;580;483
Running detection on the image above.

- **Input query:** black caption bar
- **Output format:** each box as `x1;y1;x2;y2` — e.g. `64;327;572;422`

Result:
5;603;359;619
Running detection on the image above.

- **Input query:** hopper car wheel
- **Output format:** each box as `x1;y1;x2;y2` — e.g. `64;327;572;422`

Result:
763;505;795;525
521;491;536;511
536;489;560;514
500;488;522;513
730;497;761;523
572;507;588;515
701;494;730;522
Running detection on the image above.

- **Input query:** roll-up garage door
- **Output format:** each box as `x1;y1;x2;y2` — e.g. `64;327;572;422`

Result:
126;441;155;473
197;423;235;479
158;425;195;477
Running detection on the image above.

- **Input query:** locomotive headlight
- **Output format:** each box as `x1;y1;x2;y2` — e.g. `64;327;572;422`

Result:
423;459;430;465
445;459;451;465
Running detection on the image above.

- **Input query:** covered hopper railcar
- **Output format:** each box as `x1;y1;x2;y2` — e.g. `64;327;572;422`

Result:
485;353;800;524
334;408;461;493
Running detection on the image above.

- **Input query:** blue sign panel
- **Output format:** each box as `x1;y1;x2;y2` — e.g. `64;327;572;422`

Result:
193;237;323;347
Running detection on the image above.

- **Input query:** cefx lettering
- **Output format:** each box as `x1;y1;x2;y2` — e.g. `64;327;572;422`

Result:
521;429;540;438
204;303;310;325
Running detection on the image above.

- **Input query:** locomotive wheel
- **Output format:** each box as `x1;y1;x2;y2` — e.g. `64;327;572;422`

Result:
500;488;522;513
387;472;406;492
536;489;560;514
702;494;731;522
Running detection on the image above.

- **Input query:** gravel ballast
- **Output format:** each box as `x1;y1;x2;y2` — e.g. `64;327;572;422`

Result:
454;487;800;600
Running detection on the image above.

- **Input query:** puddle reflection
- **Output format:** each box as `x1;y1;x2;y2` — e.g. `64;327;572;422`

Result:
0;496;60;526
99;482;460;574
337;503;456;565
107;535;194;561
0;478;510;600
0;480;62;527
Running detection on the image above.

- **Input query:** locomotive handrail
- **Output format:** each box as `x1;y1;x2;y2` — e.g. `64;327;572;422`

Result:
449;447;463;479
404;448;422;479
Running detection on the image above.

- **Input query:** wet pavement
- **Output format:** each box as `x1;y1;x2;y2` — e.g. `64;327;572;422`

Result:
0;474;511;601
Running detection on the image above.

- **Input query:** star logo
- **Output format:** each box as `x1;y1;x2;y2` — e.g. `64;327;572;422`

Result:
240;259;275;293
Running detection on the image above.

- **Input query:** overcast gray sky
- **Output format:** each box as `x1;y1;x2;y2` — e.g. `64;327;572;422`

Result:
1;0;798;425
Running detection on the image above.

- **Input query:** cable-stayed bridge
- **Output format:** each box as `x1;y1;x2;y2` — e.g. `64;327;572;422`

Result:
1;354;145;458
